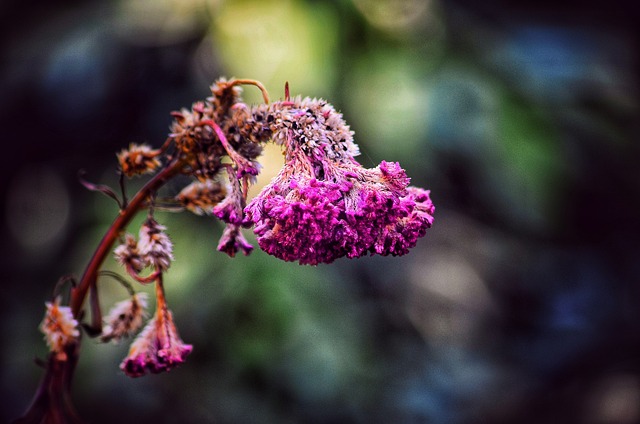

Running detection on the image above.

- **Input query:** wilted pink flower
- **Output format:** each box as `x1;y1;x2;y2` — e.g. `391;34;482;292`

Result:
120;307;192;377
244;98;434;265
217;224;253;257
212;169;245;225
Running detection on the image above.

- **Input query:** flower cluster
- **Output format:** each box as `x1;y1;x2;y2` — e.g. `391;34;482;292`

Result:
244;97;435;265
166;79;273;256
40;296;80;356
111;216;189;376
114;218;174;277
19;76;442;424
33;79;434;392
165;86;434;263
120;306;192;377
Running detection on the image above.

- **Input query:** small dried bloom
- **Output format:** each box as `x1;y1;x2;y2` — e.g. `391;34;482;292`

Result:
168;79;272;183
117;143;161;177
212;170;245;225
176;180;227;215
40;296;80;355
217;224;253;257
244;98;434;265
138;219;174;271
120;308;192;377
101;293;149;343
114;234;147;273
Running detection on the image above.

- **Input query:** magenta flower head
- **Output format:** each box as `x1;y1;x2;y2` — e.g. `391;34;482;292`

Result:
244;97;434;265
120;306;192;377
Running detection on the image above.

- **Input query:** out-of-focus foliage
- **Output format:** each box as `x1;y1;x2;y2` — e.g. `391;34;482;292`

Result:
1;0;638;423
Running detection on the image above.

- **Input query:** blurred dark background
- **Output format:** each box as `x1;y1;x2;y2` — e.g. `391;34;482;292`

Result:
1;0;638;423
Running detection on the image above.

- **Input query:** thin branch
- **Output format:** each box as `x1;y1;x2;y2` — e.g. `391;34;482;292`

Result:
98;270;136;296
125;264;161;285
200;119;258;177
228;79;270;104
78;170;123;209
70;157;186;316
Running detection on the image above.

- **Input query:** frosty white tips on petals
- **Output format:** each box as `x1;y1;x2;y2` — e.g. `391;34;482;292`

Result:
138;219;174;271
40;296;80;354
101;293;149;343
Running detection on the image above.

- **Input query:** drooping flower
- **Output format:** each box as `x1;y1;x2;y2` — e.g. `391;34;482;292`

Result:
40;296;80;355
101;293;149;343
244;97;434;265
117;143;161;177
217;223;253;257
120;307;192;377
114;234;147;273
138;218;174;271
212;169;245;225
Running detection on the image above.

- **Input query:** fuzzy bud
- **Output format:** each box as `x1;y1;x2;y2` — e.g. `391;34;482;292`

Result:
40;297;80;355
138;219;174;271
101;293;149;343
117;143;161;177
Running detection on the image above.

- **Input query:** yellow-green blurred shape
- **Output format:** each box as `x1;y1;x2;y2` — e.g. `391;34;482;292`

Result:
345;50;431;162
247;142;284;198
116;0;215;45
352;0;441;38
212;0;339;103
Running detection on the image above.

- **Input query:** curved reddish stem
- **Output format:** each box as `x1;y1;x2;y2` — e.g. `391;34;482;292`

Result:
70;158;185;316
126;264;161;284
227;79;270;104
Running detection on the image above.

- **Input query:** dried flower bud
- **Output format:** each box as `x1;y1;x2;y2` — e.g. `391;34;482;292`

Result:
114;234;147;273
120;308;192;377
217;224;253;257
40;296;80;355
168;78;271;183
138;219;174;271
117;143;161;177
176;180;227;215
101;293;149;343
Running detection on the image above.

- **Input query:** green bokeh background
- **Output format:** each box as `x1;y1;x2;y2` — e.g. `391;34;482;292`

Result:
1;0;638;422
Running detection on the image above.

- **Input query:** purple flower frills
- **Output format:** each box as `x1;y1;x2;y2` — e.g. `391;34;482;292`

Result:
244;96;435;265
244;138;434;264
120;308;192;377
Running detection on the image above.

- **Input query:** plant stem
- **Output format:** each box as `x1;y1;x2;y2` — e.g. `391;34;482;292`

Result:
70;158;185;317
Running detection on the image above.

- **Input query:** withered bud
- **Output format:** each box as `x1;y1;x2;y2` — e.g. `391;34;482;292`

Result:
176;180;227;216
117;143;161;177
101;293;149;343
